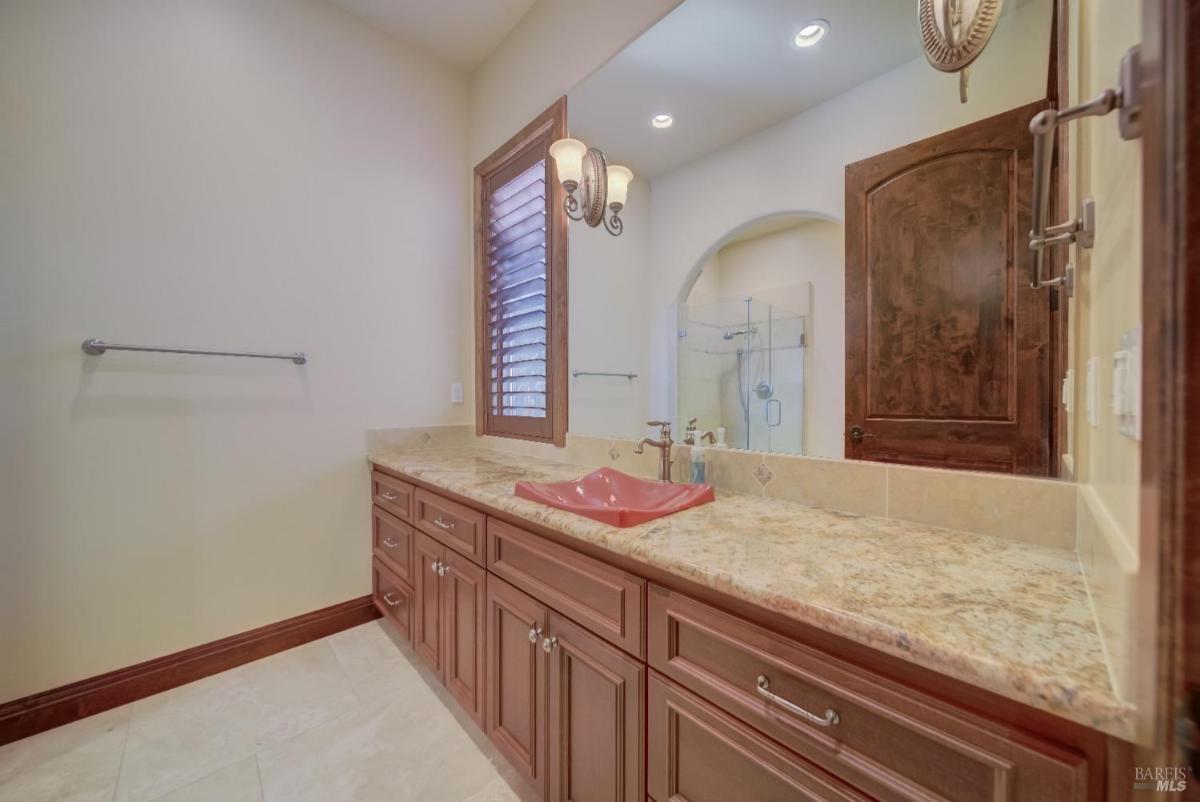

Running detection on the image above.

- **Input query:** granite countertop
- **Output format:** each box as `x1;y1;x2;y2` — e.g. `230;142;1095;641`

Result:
369;445;1134;741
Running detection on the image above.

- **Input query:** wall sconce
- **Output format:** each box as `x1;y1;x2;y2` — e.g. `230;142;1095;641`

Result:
549;138;632;237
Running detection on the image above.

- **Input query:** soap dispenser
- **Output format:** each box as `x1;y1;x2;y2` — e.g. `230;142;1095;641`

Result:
690;443;707;483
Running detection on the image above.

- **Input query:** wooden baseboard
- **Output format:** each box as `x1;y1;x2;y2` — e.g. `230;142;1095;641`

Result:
0;595;381;747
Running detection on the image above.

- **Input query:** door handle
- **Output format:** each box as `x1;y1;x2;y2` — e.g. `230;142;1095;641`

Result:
848;425;874;445
766;398;782;427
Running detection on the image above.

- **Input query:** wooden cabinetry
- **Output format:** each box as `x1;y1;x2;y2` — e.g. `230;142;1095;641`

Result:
647;584;1088;802
487;519;645;657
413;531;444;674
545;611;644;802
485;575;645;802
486;574;547;791
372;507;414;585
441;548;486;725
370;465;1109;802
648;672;868;802
411;530;486;724
372;558;414;642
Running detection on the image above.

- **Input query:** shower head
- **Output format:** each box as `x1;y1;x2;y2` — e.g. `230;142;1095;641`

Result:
722;326;758;341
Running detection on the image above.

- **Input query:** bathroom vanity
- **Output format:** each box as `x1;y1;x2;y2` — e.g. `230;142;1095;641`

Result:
367;445;1130;802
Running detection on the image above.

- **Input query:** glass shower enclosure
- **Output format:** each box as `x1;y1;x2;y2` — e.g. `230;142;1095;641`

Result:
677;297;807;455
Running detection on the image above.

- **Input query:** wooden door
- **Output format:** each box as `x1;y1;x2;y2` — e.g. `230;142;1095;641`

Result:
845;99;1054;475
486;575;548;794
647;674;868;802
544;611;644;802
441;549;486;726
413;531;443;674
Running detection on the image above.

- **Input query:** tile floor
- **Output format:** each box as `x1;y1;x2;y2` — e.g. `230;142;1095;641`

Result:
0;621;540;802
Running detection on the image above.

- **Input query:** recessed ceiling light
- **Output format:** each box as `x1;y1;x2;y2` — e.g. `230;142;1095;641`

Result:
651;113;674;129
793;19;829;48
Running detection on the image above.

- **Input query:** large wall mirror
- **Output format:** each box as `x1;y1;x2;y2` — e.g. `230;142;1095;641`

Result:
562;0;1135;480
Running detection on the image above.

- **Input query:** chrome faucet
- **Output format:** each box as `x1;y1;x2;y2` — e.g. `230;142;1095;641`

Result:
682;417;716;446
634;420;674;482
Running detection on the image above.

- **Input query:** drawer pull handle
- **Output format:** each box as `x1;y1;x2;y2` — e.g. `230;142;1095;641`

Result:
382;592;402;607
380;491;399;502
382;537;399;548
432;516;456;531
528;626;543;644
542;636;558;653
756;675;839;727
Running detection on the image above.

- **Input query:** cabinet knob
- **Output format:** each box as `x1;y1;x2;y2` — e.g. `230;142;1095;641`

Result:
438;563;449;577
541;636;558;653
431;560;441;573
527;626;543;643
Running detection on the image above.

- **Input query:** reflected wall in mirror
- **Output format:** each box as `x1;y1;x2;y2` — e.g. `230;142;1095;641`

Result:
565;0;1140;482
677;215;841;459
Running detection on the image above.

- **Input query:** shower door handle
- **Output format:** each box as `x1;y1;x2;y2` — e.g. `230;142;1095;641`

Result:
766;398;782;427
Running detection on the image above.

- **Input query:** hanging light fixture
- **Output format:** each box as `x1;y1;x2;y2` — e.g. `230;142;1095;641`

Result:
548;138;632;237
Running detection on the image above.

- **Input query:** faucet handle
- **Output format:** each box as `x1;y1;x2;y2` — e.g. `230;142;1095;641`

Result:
645;420;673;439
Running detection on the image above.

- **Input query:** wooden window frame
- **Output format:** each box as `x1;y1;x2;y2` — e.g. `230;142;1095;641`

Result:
474;98;568;446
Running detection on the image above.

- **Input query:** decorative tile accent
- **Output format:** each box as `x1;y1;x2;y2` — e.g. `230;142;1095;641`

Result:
752;462;774;486
763;455;887;517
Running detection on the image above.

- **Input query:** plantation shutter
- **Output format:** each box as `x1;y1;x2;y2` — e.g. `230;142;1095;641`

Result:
475;100;567;444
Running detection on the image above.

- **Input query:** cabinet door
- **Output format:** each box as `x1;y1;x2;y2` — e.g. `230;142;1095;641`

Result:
413;531;443;674
545;612;644;802
442;549;486;726
486;575;547;794
648;674;869;802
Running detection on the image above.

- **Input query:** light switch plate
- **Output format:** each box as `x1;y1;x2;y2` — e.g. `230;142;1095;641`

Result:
1086;357;1100;427
450;382;464;404
1116;327;1142;439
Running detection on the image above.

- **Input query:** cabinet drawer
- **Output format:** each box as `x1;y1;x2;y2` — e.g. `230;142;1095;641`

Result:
372;558;413;643
372;507;415;585
487;518;645;658
649;672;868;802
648;585;1088;802
415;488;485;565
372;470;414;522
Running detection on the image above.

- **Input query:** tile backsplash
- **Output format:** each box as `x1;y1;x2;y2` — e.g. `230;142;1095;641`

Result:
368;426;1076;550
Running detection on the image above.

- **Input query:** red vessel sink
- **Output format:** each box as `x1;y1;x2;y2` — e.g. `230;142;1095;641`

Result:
514;467;715;527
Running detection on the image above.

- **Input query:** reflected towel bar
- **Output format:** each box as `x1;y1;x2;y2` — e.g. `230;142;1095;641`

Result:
81;338;307;365
572;370;637;379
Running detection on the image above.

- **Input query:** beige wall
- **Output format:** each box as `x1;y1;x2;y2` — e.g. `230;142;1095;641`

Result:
0;0;469;703
1069;0;1144;723
683;221;846;458
647;0;1053;419
467;0;683;441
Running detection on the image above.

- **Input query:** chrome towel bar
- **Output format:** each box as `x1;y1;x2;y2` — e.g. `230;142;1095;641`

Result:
572;370;637;379
81;338;307;365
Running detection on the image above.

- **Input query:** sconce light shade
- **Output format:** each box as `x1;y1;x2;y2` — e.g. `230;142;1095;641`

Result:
549;138;586;185
606;165;633;207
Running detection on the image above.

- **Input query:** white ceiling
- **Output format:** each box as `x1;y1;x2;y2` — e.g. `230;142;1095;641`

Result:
329;0;536;71
567;0;924;178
